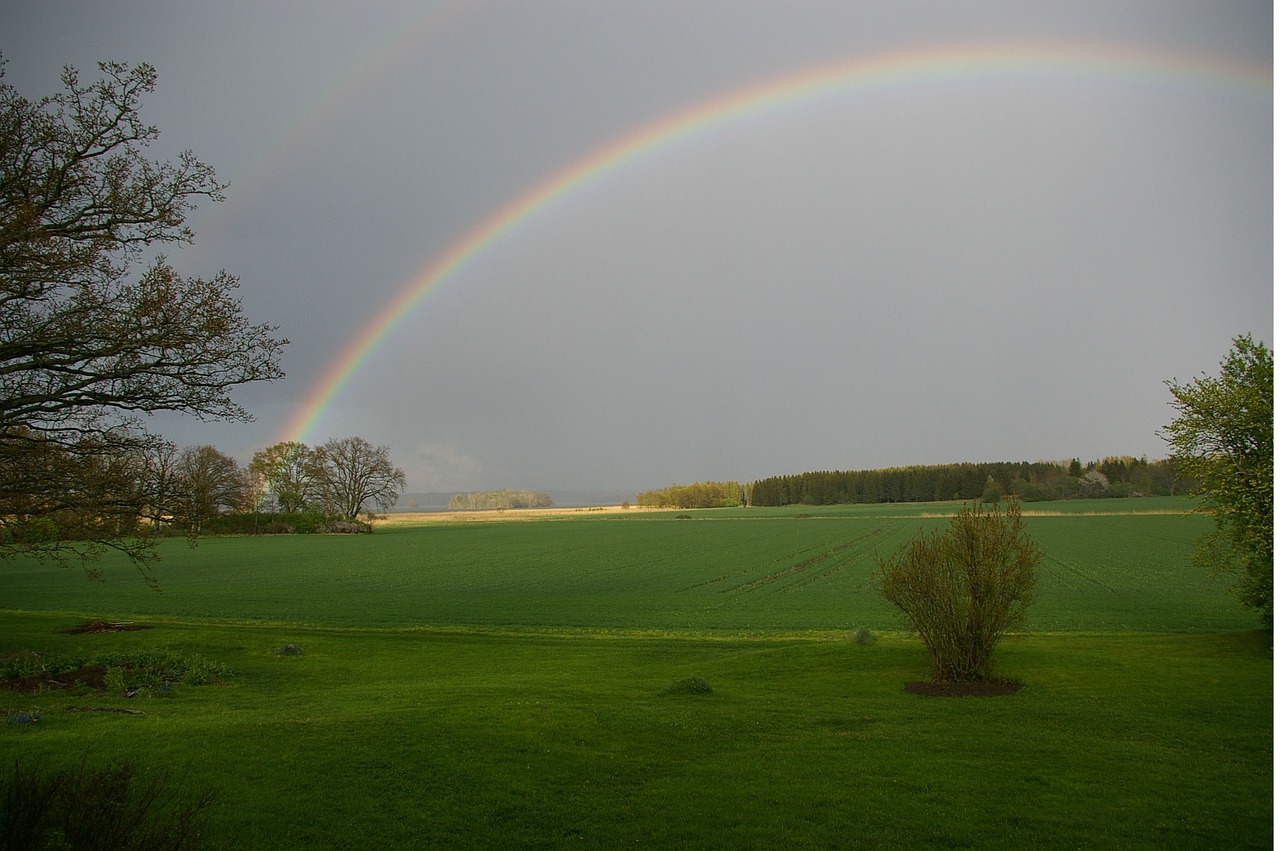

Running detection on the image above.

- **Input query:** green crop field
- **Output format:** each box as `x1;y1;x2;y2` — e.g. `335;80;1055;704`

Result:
0;498;1255;632
1;497;1272;848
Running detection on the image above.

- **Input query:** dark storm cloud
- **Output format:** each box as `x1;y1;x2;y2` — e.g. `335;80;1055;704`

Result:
4;1;1270;491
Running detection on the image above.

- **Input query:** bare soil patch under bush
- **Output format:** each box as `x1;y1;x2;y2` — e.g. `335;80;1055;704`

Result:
904;679;1024;697
1;665;108;693
62;620;153;634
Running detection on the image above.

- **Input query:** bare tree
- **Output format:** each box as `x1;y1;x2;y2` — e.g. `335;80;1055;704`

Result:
139;439;181;529
0;432;152;575
310;437;405;520
172;445;243;532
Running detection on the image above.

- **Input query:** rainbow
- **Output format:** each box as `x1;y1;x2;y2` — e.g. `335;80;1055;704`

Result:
280;41;1270;444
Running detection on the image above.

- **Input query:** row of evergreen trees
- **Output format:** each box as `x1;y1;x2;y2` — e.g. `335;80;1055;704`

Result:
747;457;1180;506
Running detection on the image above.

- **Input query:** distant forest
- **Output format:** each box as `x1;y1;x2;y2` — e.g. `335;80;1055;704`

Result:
748;457;1179;507
638;457;1182;509
448;490;554;510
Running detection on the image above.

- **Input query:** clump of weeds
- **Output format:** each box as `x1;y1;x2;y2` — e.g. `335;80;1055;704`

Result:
663;675;713;695
851;627;876;645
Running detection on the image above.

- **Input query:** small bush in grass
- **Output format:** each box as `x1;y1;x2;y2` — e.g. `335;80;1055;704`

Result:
2;758;215;850
876;499;1040;683
99;651;232;695
664;675;713;695
851;627;875;645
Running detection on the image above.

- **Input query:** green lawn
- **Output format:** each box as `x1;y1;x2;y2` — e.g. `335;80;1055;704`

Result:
0;498;1271;848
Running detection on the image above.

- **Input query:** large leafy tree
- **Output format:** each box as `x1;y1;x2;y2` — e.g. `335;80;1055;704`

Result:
248;441;316;513
0;59;285;568
1163;335;1273;623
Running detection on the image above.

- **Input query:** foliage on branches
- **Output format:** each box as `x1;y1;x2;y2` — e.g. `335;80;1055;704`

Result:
0;432;155;576
1163;334;1273;623
244;438;404;523
248;441;315;513
171;445;244;532
0;58;285;569
877;500;1040;683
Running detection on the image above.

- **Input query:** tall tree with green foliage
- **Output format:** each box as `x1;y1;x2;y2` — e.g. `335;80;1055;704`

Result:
248;442;316;513
1163;334;1273;623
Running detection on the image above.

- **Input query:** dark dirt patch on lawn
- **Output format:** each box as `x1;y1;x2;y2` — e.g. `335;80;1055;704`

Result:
0;665;108;693
905;679;1024;697
62;621;152;634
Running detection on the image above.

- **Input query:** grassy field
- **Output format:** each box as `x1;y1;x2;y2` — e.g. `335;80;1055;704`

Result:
0;497;1272;848
0;498;1256;632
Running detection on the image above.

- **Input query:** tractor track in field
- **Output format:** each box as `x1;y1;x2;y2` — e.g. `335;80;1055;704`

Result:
725;529;884;594
784;534;890;591
1040;552;1117;592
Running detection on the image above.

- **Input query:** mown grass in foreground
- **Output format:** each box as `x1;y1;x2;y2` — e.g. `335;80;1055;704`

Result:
0;612;1270;849
0;500;1269;847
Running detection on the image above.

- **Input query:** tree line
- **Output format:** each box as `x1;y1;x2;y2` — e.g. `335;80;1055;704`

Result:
243;437;405;524
636;481;745;509
36;436;406;539
748;457;1180;507
639;458;1182;510
448;490;553;511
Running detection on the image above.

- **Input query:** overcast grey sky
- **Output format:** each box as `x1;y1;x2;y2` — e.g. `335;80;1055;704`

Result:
5;1;1271;493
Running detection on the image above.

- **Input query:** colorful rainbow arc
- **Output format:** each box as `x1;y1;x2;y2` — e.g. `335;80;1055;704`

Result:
280;41;1270;445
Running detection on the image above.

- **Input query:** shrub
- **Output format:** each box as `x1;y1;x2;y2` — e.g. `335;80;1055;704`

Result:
199;512;331;535
876;500;1040;682
319;519;371;534
2;758;214;850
